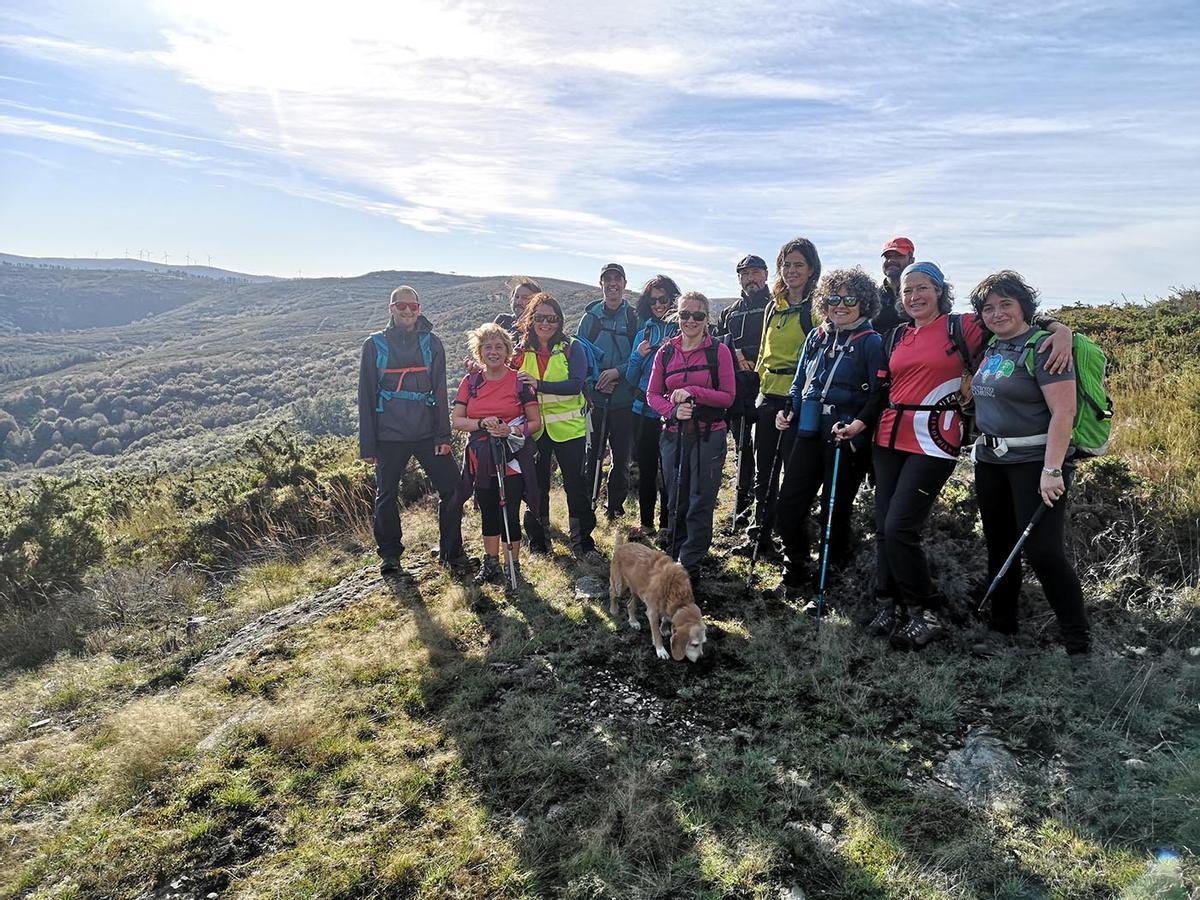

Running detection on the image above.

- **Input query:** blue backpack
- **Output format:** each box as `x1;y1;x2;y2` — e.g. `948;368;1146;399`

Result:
371;331;436;412
569;335;606;399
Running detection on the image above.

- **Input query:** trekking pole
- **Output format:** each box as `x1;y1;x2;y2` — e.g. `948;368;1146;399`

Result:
747;426;786;591
977;504;1048;614
590;398;610;511
666;401;693;561
492;436;519;590
814;442;843;633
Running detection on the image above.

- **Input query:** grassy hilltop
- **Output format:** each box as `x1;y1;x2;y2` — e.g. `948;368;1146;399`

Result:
0;287;1197;898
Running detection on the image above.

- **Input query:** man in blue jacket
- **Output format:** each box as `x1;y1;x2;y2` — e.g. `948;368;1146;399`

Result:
578;262;638;522
358;286;466;575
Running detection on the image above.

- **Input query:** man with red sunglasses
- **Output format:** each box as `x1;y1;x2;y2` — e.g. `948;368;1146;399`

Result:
358;285;467;575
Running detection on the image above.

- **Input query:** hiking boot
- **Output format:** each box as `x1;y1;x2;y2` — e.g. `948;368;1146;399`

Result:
865;602;902;637
437;553;474;575
379;556;402;576
474;554;503;585
573;545;605;565
627;526;656;541
890;608;946;650
503;561;528;594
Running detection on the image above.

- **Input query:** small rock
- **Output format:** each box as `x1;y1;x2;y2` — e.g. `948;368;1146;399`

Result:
622;696;636;705
546;803;567;821
779;886;806;900
820;822;834;834
1187;646;1200;658
551;740;562;748
574;576;607;601
1125;758;1148;771
1127;646;1149;657
28;718;52;730
934;725;1021;807
647;715;660;726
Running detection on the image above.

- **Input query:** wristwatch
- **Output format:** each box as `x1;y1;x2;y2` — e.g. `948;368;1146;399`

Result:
1042;466;1063;478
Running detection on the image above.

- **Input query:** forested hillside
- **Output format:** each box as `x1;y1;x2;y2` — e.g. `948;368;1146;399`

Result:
0;266;601;476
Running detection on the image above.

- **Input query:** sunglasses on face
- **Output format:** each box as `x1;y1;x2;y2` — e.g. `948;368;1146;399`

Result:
826;295;860;308
532;314;560;324
678;310;707;322
390;301;420;311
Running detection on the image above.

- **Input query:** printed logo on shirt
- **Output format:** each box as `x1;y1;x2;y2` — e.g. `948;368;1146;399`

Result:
977;352;1016;382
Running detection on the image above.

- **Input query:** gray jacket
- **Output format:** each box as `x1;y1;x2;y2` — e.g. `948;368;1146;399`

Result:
358;316;451;456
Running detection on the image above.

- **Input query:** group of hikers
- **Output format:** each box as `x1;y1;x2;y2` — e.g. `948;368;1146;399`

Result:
358;236;1112;657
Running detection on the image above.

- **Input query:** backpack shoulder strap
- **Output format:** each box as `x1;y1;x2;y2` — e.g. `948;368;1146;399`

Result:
884;323;908;361
418;331;432;370
801;301;813;334
625;306;637;338
660;341;676;370
1020;329;1052;377
586;312;602;343
705;343;720;390
370;332;389;373
947;313;979;372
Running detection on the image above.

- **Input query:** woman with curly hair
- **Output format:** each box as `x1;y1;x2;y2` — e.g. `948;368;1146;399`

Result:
968;270;1089;656
625;274;681;541
735;237;822;557
773;267;887;604
451;323;542;587
511;292;600;561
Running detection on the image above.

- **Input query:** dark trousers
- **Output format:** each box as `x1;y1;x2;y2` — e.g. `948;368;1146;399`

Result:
872;445;956;609
660;426;728;572
373;439;463;561
751;397;795;531
975;461;1090;652
477;474;523;540
777;436;869;581
728;412;756;514
530;433;594;547
633;414;669;530
587;403;633;516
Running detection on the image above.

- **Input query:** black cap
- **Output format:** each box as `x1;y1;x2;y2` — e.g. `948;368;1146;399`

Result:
736;254;767;272
600;262;626;278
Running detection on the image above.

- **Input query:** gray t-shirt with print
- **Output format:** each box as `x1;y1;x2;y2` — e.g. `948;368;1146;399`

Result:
971;327;1076;465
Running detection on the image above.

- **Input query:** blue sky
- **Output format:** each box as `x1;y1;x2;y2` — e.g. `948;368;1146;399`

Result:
1;0;1197;303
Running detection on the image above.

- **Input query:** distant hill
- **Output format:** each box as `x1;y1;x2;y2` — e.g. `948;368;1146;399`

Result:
0;266;609;476
0;253;279;283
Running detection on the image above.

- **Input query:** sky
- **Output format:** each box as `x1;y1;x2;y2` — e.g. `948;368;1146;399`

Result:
0;0;1197;304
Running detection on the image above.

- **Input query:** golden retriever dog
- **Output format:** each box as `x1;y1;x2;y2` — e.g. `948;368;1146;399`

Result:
609;536;707;662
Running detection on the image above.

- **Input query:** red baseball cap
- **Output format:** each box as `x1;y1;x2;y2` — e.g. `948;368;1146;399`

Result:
881;237;915;257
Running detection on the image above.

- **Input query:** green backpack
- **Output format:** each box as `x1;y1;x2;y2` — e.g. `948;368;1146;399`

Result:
1018;330;1114;458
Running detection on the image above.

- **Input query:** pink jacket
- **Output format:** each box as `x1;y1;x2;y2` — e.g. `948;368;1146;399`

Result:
646;334;736;432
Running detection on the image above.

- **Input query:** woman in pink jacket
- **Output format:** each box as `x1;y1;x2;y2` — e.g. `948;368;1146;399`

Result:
646;291;736;589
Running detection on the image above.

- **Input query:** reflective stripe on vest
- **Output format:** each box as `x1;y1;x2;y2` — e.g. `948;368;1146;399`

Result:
520;343;587;442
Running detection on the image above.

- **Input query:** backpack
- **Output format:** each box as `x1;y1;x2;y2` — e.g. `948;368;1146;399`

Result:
659;341;726;432
568;335;606;399
586;304;638;346
1012;330;1114;458
371;331;435;412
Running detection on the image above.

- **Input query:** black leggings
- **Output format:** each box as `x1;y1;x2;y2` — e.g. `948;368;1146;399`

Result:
872;445;956;609
776;436;869;580
477;474;523;540
634;414;668;530
975;460;1089;652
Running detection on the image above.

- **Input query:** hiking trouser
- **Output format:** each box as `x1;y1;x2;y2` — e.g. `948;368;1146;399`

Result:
373;439;463;561
872;445;956;609
634;414;668;531
476;474;524;540
587;403;633;516
750;396;794;534
529;433;594;549
661;427;728;573
975;460;1090;653
777;436;869;581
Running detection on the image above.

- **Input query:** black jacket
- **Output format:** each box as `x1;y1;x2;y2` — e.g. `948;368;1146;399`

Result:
358;316;451;456
716;284;772;364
